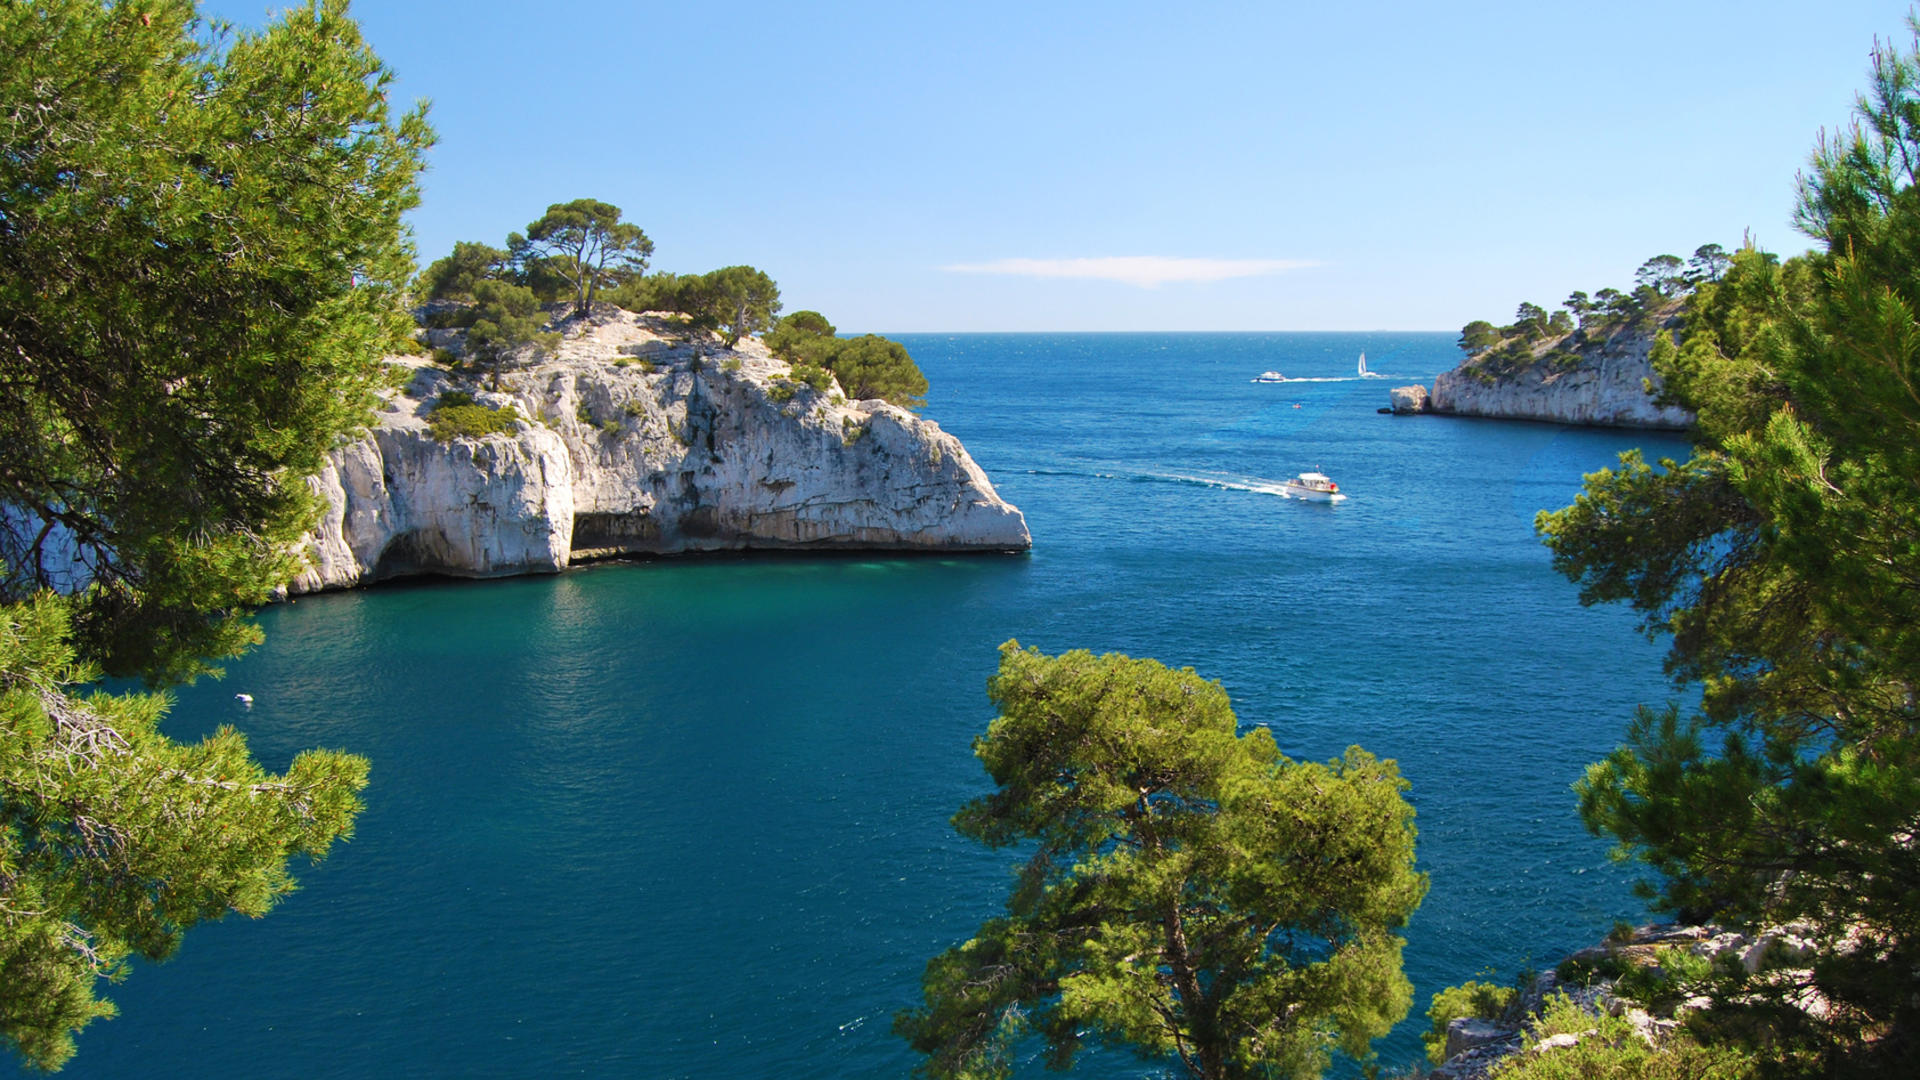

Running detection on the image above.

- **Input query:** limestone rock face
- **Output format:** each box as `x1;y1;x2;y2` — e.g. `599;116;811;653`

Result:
292;425;573;593
1429;323;1694;430
291;310;1029;593
1442;1018;1509;1062
1388;384;1430;414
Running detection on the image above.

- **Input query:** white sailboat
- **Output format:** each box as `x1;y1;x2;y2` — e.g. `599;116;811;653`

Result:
1357;352;1382;378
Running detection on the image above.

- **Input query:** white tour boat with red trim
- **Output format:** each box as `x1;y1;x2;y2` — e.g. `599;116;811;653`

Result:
1283;472;1344;502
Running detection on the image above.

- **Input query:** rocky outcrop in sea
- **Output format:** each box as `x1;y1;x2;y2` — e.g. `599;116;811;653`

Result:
1418;318;1694;430
289;309;1029;594
1388;384;1430;414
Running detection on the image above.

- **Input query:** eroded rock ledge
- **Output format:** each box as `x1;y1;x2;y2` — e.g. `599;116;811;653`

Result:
289;309;1029;594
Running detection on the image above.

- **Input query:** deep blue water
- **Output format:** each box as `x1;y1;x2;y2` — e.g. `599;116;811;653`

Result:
31;333;1693;1078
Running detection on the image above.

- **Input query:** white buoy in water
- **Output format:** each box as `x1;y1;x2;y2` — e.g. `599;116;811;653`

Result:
235;693;253;707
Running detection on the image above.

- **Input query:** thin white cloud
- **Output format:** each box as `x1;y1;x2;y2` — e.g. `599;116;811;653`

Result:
941;255;1318;288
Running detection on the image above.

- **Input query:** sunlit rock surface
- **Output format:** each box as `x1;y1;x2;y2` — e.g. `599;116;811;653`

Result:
290;309;1028;594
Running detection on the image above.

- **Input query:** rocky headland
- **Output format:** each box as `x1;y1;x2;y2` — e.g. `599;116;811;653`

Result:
288;308;1029;594
1391;314;1694;430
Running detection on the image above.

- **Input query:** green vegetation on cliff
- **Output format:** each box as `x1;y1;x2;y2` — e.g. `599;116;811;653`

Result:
1423;980;1514;1066
513;198;654;317
426;392;524;442
1455;246;1730;383
765;311;930;410
1487;995;1760;1080
422;218;932;408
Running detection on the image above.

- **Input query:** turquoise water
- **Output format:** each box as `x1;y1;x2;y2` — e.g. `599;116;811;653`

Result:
32;333;1691;1078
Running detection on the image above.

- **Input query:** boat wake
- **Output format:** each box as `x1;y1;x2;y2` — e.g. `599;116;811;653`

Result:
1252;375;1397;384
1027;467;1331;500
1152;471;1297;497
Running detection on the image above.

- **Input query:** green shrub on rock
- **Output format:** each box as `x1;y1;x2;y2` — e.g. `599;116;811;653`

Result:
764;311;929;409
1487;998;1760;1080
1609;946;1718;1016
426;392;522;442
791;362;833;391
1426;980;1517;1065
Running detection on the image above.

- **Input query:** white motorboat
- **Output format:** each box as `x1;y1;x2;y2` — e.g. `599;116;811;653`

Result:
1283;472;1344;502
1252;371;1287;383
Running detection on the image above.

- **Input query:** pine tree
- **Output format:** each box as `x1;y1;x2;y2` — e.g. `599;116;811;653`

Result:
0;1;427;1065
896;643;1426;1080
1537;20;1920;1071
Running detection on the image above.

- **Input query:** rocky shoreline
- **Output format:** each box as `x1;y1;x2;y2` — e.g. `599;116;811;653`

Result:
289;309;1029;594
1425;920;1823;1079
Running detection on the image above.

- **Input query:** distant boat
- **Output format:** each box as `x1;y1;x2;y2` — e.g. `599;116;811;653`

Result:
1358;352;1383;378
1252;371;1287;383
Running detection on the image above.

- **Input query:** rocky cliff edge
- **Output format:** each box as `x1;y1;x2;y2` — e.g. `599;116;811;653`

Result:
1426;317;1694;430
289;309;1029;594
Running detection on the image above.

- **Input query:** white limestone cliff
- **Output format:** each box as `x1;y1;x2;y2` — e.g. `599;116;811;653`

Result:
1388;384;1430;414
288;309;1028;594
1428;319;1694;430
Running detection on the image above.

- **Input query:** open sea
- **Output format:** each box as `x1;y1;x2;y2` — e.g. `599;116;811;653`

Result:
27;332;1695;1078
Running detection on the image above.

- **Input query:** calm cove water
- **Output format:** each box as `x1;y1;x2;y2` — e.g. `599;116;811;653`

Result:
30;333;1694;1078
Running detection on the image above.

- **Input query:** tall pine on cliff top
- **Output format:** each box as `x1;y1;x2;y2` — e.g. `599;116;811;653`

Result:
1538;19;1920;1074
0;0;429;1068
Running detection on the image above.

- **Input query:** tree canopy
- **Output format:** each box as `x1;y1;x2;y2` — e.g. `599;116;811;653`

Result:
1632;253;1687;297
689;265;782;346
0;0;418;1066
1536;21;1920;1073
1457;319;1500;355
820;335;929;407
419;241;509;301
1450;248;1724;382
1686;243;1731;285
0;0;430;683
765;312;929;409
775;309;835;338
464;280;556;388
510;198;652;317
896;643;1426;1080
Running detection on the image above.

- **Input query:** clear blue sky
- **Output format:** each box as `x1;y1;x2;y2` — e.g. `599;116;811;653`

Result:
216;1;1914;331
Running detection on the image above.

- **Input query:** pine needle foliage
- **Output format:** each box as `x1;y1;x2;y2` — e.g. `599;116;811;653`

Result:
0;596;369;1071
896;642;1426;1080
0;0;420;1066
1537;18;1920;1074
0;0;432;682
